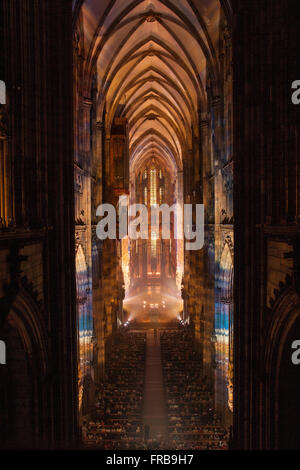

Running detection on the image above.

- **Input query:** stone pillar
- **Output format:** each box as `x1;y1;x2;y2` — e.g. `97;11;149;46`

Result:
94;121;104;212
82;98;92;157
105;135;111;200
0;106;14;229
200;118;211;215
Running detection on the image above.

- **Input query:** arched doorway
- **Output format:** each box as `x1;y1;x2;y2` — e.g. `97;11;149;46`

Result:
278;314;300;449
0;291;48;449
265;288;300;449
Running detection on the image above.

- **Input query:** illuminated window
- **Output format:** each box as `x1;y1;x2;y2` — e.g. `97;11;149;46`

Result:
151;231;157;257
160;186;164;204
159;169;162;179
144;186;147;205
150;168;157;206
143;169;147;180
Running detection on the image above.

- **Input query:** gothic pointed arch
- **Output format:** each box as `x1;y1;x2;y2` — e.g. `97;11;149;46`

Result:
263;286;300;449
0;287;50;448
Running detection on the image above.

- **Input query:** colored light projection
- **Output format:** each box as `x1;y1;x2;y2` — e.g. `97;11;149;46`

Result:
76;245;93;410
214;242;233;414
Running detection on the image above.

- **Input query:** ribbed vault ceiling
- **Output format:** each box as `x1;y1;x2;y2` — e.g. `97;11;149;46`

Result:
75;0;221;173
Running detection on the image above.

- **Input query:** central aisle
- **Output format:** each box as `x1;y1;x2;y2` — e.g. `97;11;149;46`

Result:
143;329;168;439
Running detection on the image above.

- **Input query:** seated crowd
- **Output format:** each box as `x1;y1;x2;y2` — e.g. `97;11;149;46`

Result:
160;326;229;450
83;330;146;449
82;324;229;450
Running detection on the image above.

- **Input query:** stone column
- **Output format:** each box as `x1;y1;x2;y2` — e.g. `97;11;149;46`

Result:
0;106;13;229
93;121;104;218
105;135;111;200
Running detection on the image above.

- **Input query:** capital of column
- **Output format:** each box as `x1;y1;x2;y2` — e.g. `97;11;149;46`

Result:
211;96;221;108
199;119;209;129
83;97;92;109
96;121;104;131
